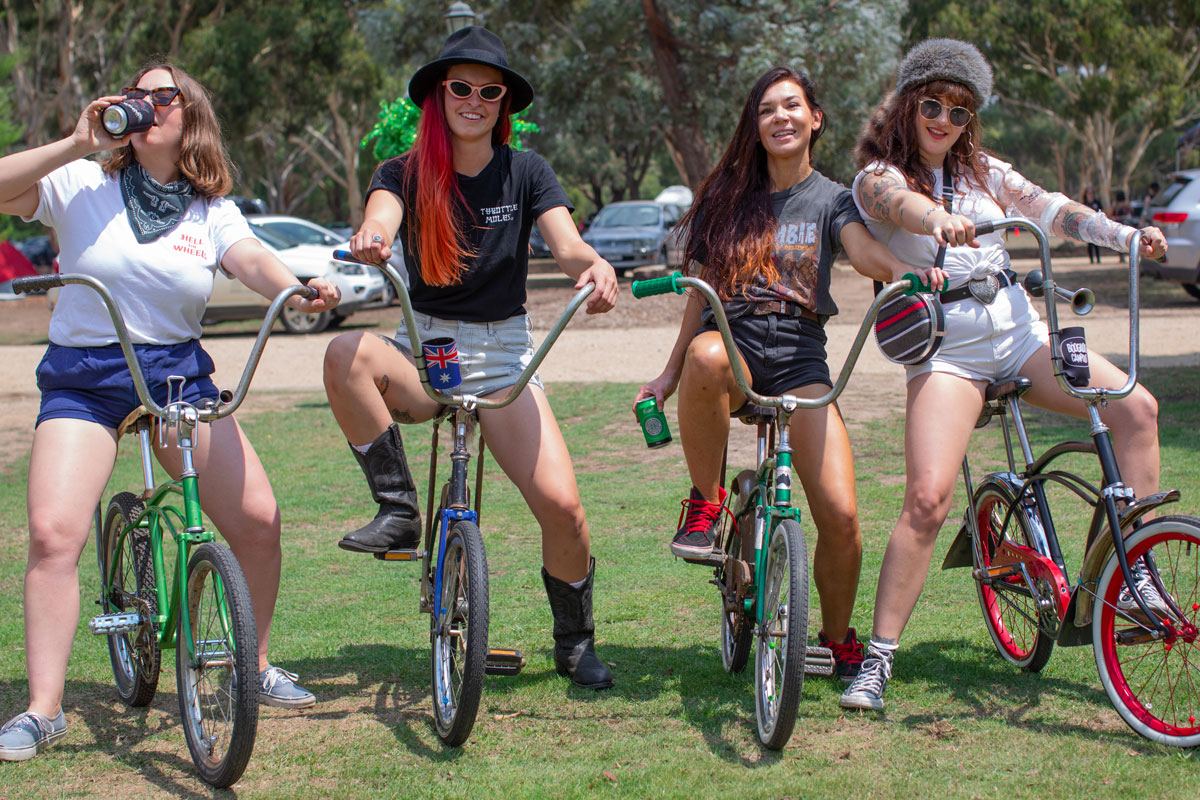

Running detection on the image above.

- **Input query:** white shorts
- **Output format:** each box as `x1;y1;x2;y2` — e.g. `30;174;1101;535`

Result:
906;284;1050;384
394;311;543;398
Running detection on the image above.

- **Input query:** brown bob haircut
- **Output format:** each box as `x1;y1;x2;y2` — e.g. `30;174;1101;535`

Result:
100;62;235;198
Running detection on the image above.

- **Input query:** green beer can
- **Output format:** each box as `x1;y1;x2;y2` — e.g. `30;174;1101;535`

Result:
635;397;672;449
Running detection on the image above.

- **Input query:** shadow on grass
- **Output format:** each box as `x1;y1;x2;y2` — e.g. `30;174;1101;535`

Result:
893;637;1176;752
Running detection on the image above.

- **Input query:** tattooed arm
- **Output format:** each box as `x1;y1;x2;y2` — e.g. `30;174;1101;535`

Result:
997;166;1167;259
855;167;979;248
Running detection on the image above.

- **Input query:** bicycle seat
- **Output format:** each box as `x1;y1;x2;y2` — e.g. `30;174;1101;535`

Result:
731;402;777;425
116;405;154;439
975;377;1033;428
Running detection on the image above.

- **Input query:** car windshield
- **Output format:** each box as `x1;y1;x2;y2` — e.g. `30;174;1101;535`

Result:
256;220;339;246
250;224;295;250
592;204;661;229
1157;177;1191;207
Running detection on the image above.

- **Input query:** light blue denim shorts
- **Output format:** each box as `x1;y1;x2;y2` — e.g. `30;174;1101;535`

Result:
394;311;543;398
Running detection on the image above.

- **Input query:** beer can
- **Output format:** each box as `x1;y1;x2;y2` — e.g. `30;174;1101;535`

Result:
635;397;672;449
102;98;155;136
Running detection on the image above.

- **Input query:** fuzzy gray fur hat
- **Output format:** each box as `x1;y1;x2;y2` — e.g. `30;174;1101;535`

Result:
896;38;993;105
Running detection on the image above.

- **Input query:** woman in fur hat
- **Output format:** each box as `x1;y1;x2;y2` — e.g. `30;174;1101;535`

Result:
323;26;617;690
840;38;1168;712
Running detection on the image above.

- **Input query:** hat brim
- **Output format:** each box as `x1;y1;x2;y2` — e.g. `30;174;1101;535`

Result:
408;58;534;113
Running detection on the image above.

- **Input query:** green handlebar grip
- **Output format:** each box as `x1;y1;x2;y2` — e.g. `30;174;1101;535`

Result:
632;271;684;299
901;271;948;296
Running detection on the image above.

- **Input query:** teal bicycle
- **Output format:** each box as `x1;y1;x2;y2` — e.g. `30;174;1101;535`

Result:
632;271;922;748
14;273;315;787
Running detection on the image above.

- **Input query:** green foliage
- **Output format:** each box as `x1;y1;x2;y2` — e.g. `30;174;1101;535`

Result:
0;53;26;242
363;96;541;161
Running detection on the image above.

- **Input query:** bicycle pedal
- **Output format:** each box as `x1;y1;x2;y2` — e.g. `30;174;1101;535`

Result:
679;551;725;567
484;648;526;675
373;549;424;562
88;613;142;635
804;645;835;677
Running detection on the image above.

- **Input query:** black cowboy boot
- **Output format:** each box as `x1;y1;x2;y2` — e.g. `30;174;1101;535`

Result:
542;558;614;690
339;423;422;553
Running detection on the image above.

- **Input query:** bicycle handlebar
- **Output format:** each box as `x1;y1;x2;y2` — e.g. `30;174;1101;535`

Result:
24;273;317;422
630;271;918;413
973;217;1141;402
332;249;595;411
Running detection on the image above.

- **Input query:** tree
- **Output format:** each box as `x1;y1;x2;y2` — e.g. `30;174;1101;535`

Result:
0;52;27;240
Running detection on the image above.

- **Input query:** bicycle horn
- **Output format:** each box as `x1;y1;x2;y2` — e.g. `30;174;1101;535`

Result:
1023;270;1094;316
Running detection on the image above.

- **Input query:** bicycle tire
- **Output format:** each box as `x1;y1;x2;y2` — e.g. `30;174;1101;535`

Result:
431;519;489;746
754;518;807;750
99;492;161;707
176;542;259;787
717;473;755;673
1093;515;1200;747
971;481;1054;672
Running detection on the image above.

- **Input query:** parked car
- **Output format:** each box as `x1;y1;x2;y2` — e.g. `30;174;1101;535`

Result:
247;215;391;308
529;223;552;259
581;201;685;274
1139;169;1200;301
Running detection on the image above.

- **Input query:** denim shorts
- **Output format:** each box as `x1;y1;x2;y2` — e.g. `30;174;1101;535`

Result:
35;340;219;429
698;311;832;397
394;311;543;397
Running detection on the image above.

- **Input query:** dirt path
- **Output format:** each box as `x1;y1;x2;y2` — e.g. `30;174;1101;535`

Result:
1;255;1197;469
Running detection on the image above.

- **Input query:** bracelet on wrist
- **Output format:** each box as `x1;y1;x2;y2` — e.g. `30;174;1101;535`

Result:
921;206;939;234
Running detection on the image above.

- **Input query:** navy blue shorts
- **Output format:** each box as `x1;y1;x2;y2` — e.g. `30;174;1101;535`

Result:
36;340;219;429
699;311;832;398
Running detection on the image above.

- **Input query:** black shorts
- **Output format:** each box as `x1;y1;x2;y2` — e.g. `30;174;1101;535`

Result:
698;311;831;398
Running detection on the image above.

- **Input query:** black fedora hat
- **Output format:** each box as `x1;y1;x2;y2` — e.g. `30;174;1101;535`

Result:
408;26;534;113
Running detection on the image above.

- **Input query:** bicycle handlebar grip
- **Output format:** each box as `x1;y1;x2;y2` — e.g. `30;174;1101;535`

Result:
974;220;997;236
12;275;64;294
332;248;369;265
631;271;684;299
299;284;318;300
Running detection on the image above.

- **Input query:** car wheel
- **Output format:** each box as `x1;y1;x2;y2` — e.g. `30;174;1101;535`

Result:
382;281;398;306
1183;283;1200;301
279;306;331;334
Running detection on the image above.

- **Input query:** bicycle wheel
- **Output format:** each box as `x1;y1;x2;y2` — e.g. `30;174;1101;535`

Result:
99;492;161;706
431;519;489;746
717;475;755;673
754;518;807;750
176;542;259;787
971;481;1054;672
1093;515;1200;747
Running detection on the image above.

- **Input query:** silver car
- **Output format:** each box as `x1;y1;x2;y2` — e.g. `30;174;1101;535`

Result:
1141;169;1200;301
582;201;684;274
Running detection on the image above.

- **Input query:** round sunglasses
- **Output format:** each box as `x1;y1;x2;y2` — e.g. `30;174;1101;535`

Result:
918;98;973;128
442;79;507;103
122;86;183;107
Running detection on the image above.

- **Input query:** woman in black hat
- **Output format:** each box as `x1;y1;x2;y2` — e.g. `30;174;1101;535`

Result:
323;26;618;690
840;38;1168;712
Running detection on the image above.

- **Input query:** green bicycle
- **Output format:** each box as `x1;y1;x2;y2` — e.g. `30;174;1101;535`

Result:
14;273;315;787
632;270;920;749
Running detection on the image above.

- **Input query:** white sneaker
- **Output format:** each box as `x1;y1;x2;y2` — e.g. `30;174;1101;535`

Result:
1116;558;1172;619
0;710;67;761
839;645;894;711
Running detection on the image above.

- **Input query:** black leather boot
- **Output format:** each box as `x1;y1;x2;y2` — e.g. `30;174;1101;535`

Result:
542;558;614;690
339;423;422;553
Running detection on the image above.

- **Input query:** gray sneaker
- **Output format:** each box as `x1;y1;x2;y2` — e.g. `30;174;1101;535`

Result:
0;710;67;761
1117;558;1173;619
839;645;894;711
258;666;316;709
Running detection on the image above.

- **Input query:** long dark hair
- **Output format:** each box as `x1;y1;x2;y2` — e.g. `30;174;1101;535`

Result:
854;80;991;200
677;67;825;300
400;72;512;286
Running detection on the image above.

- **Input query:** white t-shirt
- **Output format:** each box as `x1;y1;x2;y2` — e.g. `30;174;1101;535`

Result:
25;159;254;346
851;154;1021;287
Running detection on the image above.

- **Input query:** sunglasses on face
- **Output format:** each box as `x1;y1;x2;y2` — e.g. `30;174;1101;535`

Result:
122;86;182;106
918;97;973;128
443;79;507;103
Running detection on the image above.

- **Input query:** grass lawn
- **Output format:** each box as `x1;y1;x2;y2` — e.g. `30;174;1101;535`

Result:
0;371;1198;798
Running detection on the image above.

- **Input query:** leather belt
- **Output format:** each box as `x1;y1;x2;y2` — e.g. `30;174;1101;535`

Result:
752;299;819;321
940;269;1016;305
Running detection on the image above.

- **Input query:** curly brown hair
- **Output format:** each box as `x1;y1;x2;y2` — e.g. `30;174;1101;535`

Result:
100;62;235;198
854;80;992;201
677;67;825;301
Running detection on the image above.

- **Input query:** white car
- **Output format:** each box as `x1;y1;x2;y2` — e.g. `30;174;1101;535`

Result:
247;215;392;308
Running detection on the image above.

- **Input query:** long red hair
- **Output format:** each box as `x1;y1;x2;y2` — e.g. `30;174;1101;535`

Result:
402;78;513;286
678;68;825;300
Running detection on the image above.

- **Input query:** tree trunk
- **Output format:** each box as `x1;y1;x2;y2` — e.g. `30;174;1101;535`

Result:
641;0;710;188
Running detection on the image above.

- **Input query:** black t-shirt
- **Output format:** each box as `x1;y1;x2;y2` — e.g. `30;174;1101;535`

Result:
367;145;572;321
695;169;862;322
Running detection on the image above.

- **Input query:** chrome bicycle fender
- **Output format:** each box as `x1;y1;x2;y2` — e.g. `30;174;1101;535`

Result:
1065;488;1182;635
